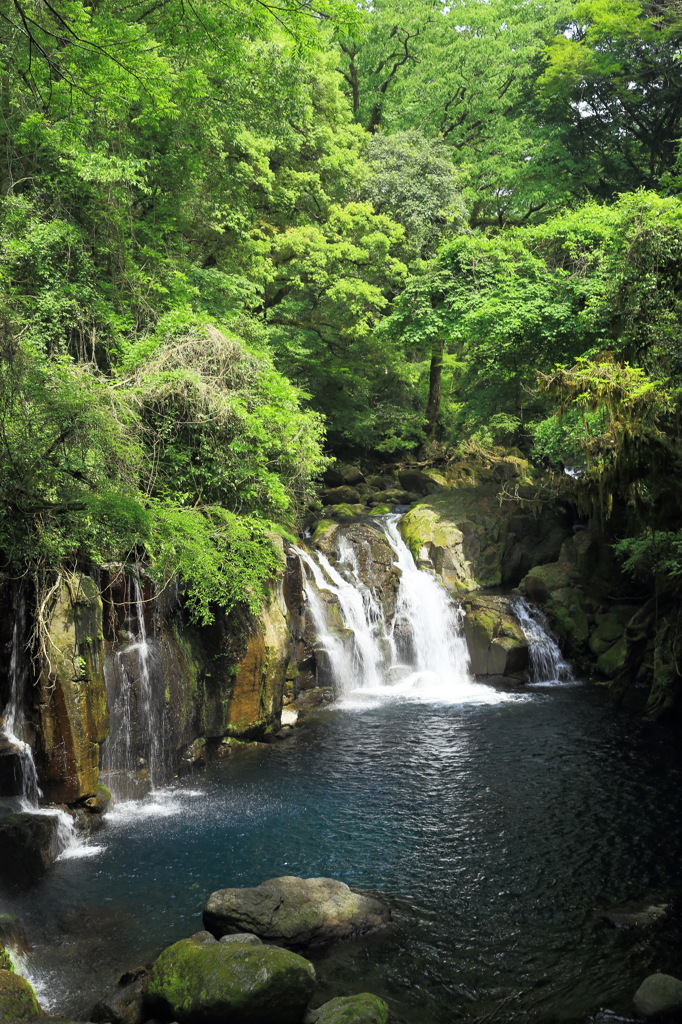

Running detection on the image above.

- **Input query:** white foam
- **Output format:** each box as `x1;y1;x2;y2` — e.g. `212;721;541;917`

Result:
57;843;105;860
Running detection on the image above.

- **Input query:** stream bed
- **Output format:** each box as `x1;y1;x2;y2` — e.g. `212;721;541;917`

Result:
4;683;682;1023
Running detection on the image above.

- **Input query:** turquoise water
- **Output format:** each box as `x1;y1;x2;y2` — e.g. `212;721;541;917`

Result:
6;686;682;1023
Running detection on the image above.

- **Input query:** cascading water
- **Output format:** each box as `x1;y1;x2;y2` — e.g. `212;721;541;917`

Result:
297;514;511;705
0;592;80;856
2;594;41;808
101;573;165;798
512;596;573;683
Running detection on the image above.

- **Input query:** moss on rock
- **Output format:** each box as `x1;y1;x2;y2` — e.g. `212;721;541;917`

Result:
306;993;390;1024
0;969;42;1019
144;934;315;1024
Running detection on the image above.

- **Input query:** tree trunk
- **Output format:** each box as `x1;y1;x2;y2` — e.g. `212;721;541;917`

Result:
425;337;444;438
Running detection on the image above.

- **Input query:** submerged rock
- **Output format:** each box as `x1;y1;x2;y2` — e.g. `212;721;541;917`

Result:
203;876;391;949
144;933;315;1024
0;969;42;1020
305;993;390;1024
601;898;672;930
90;966;148;1024
633;973;682;1019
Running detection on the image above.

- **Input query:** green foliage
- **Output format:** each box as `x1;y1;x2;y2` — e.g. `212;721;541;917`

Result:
614;531;682;581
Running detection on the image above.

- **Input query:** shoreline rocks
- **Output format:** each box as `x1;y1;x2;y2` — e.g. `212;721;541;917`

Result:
203;876;391;949
143;933;316;1024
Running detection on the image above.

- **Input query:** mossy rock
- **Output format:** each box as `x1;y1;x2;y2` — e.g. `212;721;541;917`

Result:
462;596;528;678
203;876;391;949
589;608;631;656
596;635;629;679
633;973;682;1019
545;587;590;650
144;934;315;1024
325;504;366;521
320;486;362;506
305;993;390;1024
369;505;391;516
0;969;42;1019
0;948;12;974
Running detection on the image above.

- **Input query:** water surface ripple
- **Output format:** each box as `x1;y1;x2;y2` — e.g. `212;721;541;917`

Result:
6;688;682;1024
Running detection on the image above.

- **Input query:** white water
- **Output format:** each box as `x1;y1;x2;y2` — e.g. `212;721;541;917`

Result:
298;515;523;707
2;594;42;808
101;572;165;796
512;597;574;684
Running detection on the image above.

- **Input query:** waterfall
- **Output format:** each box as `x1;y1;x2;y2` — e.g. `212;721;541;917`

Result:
101;573;165;798
297;515;508;705
2;593;41;808
0;592;80;855
512;597;573;684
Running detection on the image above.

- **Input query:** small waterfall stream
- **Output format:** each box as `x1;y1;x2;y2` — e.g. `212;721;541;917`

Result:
297;515;506;704
512;597;573;683
2;594;41;808
0;590;79;854
101;572;166;798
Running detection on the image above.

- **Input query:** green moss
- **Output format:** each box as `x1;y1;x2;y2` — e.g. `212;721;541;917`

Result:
369;505;391;515
308;993;390;1024
0;969;41;1018
312;519;336;544
0;947;13;973
144;936;315;1024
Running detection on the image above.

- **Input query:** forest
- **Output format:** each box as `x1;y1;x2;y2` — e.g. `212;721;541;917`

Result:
1;0;681;623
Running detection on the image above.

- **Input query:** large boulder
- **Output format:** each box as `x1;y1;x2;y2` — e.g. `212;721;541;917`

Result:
0;811;64;886
90;967;147;1024
305;994;390;1024
397;469;441;496
143;934;315;1024
203;876;391;949
321;487;362;507
633;973;682;1019
462;596;529;681
0;970;42;1020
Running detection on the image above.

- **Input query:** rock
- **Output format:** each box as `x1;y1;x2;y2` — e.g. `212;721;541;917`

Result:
0;811;63;885
320;487;362;507
369;489;414;506
462;596;528;680
397;469;441;496
0;969;42;1019
144;934;315;1024
90;969;147;1024
219;934;262;946
35;574;110;804
323;504;367;521
597;636;629;678
323;464;365;487
227;582;291;738
601;898;671;929
633;973;682;1019
0;948;11;974
203;876;391;949
305;994;390;1024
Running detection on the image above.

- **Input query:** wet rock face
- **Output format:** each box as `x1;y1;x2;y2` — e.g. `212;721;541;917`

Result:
399;488;572;593
0;811;64;886
203;876;391;949
462;595;529;682
144;934;316;1024
0;968;42;1019
36;575;109;805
